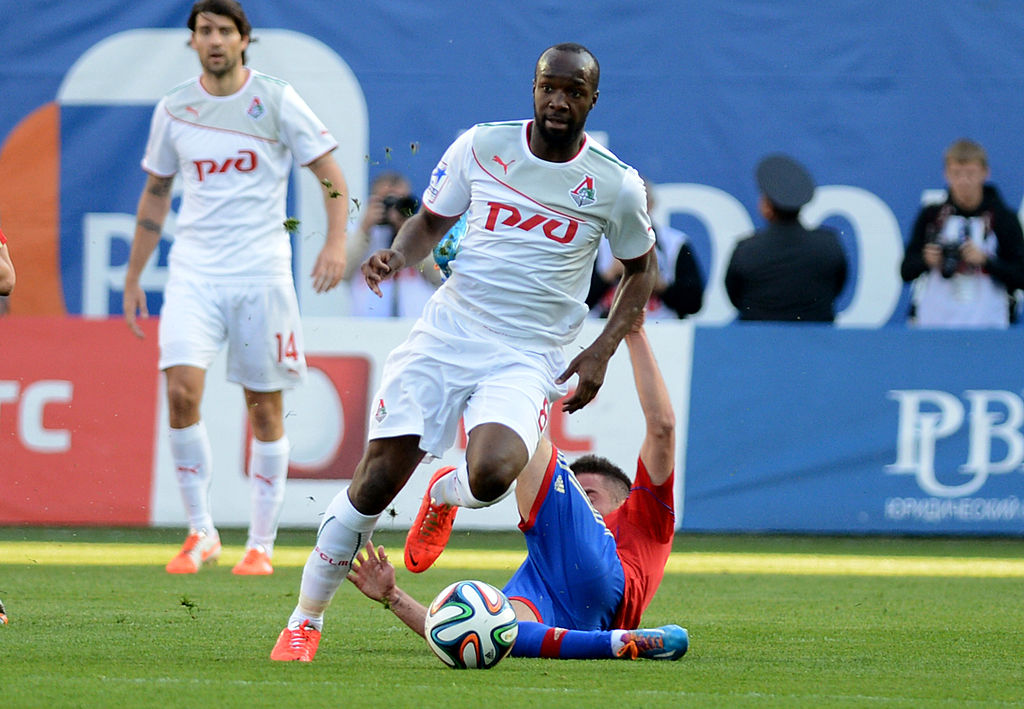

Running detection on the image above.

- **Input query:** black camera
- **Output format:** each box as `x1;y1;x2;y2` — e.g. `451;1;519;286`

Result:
938;242;961;279
379;194;420;224
926;222;962;279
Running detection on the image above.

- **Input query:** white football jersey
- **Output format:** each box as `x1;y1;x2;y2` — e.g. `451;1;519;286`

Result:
422;120;654;348
142;69;337;282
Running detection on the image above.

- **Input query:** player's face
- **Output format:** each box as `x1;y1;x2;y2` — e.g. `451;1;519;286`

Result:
532;50;599;150
190;12;249;78
575;472;622;518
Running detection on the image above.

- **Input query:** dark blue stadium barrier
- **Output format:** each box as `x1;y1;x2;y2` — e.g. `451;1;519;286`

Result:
683;325;1024;535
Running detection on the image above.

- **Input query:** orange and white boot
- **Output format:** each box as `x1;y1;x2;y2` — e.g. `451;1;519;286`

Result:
165;529;221;574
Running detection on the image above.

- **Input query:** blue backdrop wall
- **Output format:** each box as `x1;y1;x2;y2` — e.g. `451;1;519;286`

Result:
3;1;1024;324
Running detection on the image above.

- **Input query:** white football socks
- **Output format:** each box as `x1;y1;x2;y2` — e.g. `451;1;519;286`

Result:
246;436;289;555
290;490;379;630
429;462;513;509
169;421;215;534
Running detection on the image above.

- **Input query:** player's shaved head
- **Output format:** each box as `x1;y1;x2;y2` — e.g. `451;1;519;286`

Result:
536;43;600;91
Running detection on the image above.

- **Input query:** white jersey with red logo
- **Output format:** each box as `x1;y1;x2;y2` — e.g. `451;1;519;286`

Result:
422;120;654;348
142;69;337;282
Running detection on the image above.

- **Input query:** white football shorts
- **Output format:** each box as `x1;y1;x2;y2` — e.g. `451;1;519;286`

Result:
158;276;306;392
368;298;568;459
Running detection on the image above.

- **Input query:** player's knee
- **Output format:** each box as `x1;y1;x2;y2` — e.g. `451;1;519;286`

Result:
166;381;201;420
466;457;519;503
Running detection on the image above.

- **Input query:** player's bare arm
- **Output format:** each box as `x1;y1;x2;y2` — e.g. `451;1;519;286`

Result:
123;173;174;338
348;542;428;637
306;152;349;293
558;248;656;413
361;209;459;297
624;322;675;486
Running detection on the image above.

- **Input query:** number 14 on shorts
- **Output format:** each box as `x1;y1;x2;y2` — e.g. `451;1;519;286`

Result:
275;332;299;362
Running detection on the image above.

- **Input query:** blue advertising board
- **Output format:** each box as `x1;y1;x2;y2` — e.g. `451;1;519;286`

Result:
683;325;1024;534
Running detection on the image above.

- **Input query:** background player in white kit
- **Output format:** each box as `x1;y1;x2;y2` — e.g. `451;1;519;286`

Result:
122;0;349;576
272;42;657;661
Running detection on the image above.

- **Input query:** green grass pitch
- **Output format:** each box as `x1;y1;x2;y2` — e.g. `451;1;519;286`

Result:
1;527;1023;708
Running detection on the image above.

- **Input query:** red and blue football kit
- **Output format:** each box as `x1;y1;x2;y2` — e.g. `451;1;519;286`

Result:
503;444;675;634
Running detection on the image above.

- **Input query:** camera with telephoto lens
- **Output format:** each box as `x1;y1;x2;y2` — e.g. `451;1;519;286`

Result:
379;194;420;224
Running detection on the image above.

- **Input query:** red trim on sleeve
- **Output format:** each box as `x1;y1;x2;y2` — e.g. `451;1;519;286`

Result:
508;595;542;624
299;144;339;168
517;445;559;533
0;228;7;245
421;203;466;220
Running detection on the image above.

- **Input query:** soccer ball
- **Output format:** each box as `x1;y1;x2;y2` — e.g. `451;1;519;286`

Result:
432;213;466;280
423;580;518;669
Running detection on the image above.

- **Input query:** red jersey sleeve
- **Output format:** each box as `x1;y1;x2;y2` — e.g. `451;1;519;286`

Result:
606;456;675;629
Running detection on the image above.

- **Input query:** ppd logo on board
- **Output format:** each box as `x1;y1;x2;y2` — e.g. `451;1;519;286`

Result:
887;389;1024;497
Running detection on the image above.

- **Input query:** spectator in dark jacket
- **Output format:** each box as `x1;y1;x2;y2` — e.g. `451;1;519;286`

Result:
900;139;1024;328
725;154;847;323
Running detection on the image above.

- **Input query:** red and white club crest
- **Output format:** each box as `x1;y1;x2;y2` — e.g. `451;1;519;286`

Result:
570;175;596;207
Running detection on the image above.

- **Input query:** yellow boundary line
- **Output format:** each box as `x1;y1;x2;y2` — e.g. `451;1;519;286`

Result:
2;543;1023;577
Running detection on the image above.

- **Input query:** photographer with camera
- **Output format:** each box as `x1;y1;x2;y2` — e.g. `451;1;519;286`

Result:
346;171;441;317
901;139;1024;328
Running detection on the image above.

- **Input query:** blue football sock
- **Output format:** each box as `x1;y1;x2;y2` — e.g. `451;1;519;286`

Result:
510;621;615;659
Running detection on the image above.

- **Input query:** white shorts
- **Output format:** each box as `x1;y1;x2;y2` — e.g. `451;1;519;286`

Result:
158;276;306;392
369;299;568;459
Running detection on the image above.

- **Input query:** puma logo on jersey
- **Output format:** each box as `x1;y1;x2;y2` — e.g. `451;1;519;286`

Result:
177;464;200;475
570;175;596;207
492;155;516;174
484;201;581;244
185;105;200;119
253;473;274;487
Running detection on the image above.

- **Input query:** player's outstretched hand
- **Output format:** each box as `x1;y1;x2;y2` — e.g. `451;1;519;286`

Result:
311;239;346;293
348;541;396;603
123;282;148;339
557;343;613;413
361;249;406;297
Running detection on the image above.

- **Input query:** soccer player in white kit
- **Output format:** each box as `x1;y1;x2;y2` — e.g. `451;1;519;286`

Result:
123;0;349;576
271;42;656;661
